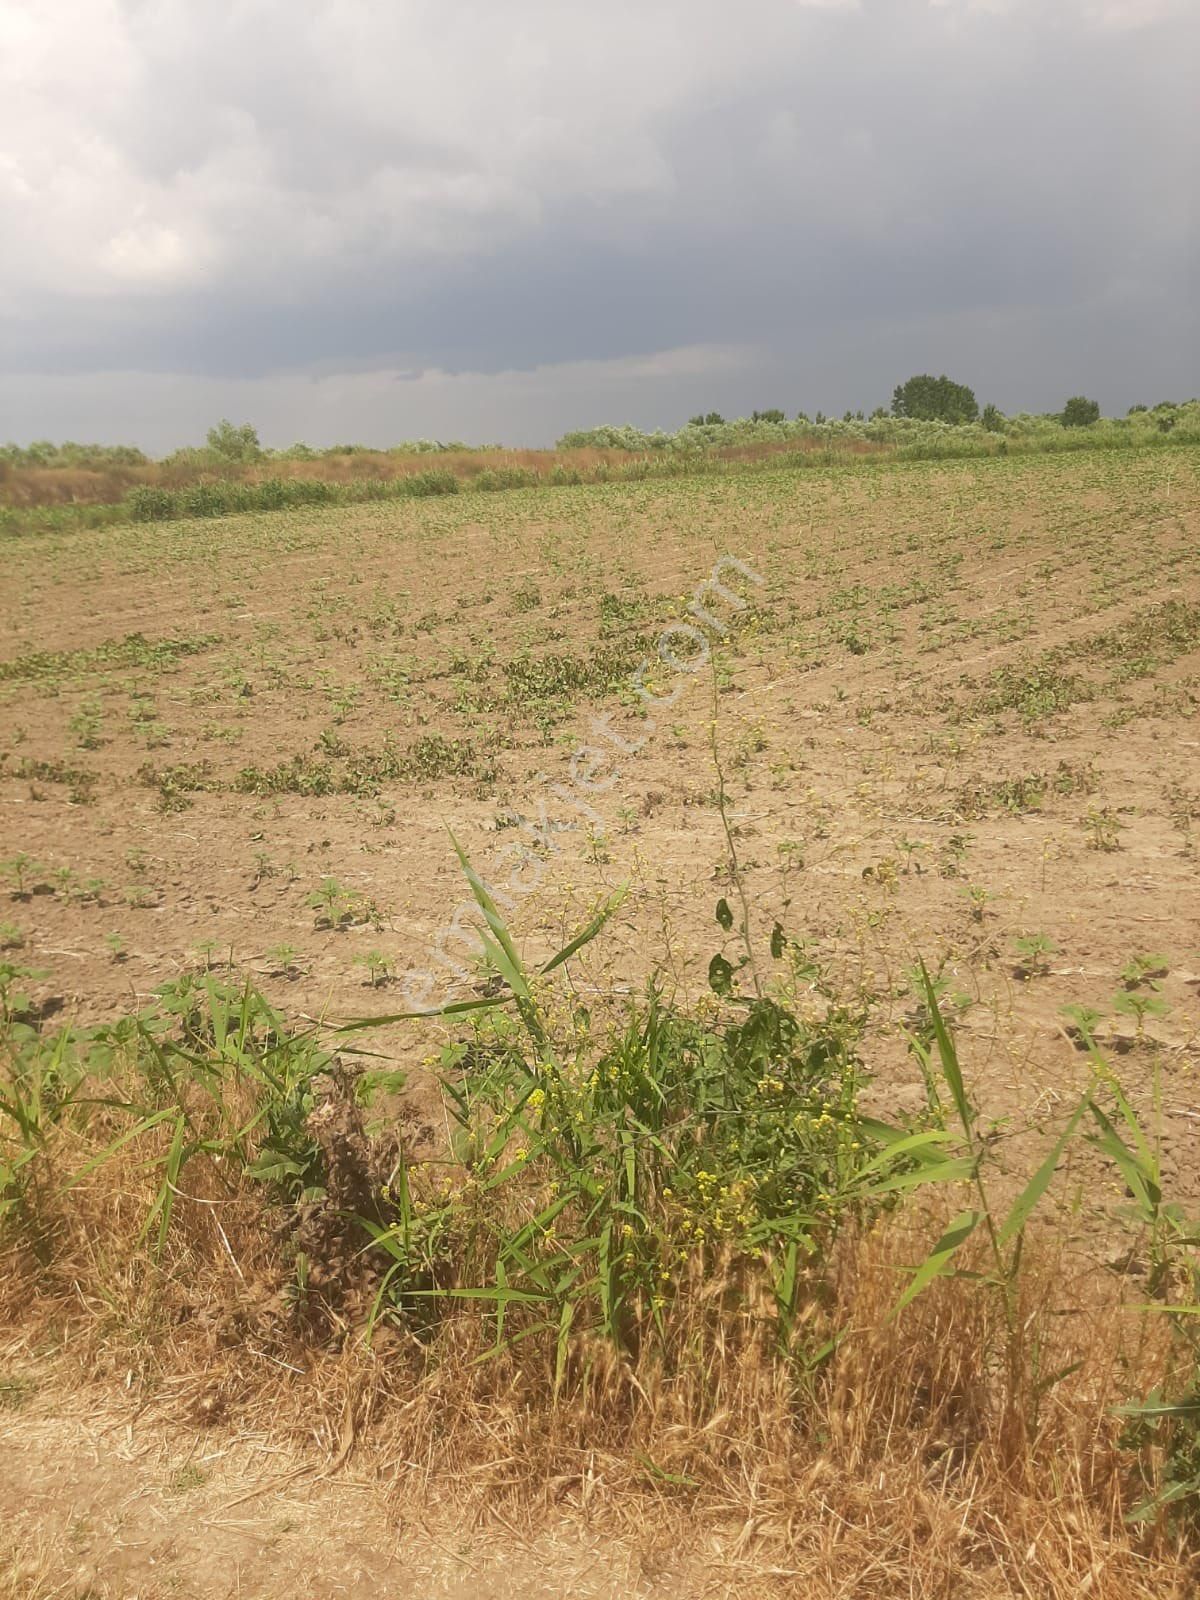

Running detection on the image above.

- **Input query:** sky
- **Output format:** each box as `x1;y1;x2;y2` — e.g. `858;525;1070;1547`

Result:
1;0;1197;452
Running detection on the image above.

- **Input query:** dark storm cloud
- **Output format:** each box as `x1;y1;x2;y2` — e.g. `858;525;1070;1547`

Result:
0;0;1196;446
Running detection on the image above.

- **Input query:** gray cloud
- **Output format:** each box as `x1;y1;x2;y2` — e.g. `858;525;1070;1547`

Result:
0;0;1196;447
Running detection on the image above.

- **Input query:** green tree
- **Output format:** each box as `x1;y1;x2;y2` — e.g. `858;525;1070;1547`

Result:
891;375;979;424
981;403;1004;432
750;409;787;423
206;419;263;461
1060;396;1100;428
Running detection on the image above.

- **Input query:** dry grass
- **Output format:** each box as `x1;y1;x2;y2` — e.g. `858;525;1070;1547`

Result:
2;1053;1197;1599
0;436;889;512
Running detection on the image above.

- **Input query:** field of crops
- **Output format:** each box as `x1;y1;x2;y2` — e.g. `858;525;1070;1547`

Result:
3;444;1200;1597
4;446;1198;1120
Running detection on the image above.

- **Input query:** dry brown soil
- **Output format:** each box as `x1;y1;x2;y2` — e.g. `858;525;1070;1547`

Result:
2;446;1199;1593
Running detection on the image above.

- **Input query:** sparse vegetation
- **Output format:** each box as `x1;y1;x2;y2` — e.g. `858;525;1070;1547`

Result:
5;403;1200;541
3;861;1200;1596
1;437;1199;1596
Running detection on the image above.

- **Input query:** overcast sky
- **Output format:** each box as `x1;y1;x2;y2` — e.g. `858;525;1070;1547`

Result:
1;0;1196;452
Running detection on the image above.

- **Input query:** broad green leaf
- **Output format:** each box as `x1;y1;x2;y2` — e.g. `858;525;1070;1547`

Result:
409;1285;550;1305
450;831;530;996
1127;1475;1200;1522
860;1158;977;1197
997;1091;1090;1248
852;1124;963;1175
919;962;973;1135
1114;1397;1200;1418
892;1208;982;1316
540;888;628;974
338;994;509;1032
554;1299;575;1398
1086;1103;1159;1215
708;954;734;996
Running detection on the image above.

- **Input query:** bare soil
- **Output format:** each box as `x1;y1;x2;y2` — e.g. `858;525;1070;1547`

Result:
2;447;1199;1594
3;451;1197;1145
1;1390;749;1599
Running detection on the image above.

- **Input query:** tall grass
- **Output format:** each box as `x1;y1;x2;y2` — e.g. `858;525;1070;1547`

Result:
3;862;1200;1591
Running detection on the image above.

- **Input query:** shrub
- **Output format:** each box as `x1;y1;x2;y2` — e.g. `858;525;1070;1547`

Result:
402;470;461;497
181;481;238;518
253;477;288;510
126;486;179;522
0;440;149;470
472;467;539;492
205;419;263;462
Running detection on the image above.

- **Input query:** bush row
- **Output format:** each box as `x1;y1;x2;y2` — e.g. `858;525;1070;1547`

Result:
557;401;1200;454
125;469;466;522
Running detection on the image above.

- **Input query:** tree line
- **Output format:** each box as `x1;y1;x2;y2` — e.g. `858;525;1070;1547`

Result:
688;380;1125;432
